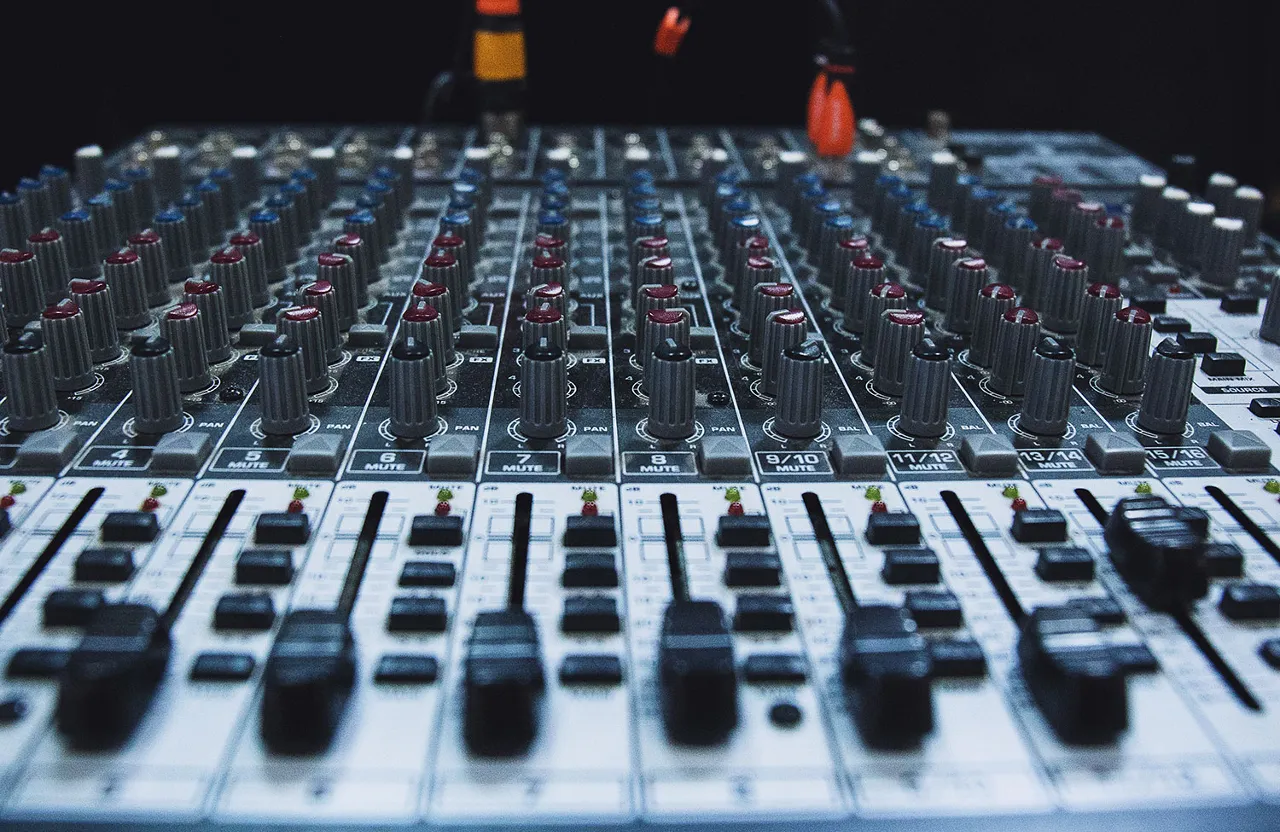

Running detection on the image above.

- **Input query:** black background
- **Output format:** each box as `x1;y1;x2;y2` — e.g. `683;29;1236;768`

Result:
5;1;1278;227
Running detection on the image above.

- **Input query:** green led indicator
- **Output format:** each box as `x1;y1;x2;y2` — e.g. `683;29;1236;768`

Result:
1002;485;1019;499
9;482;26;495
436;488;454;501
864;485;881;501
1134;482;1153;495
1265;480;1280;495
582;489;598;502
150;485;168;498
292;487;310;500
724;487;741;502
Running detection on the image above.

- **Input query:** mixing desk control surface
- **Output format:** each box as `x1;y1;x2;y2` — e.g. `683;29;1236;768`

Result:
0;123;1278;830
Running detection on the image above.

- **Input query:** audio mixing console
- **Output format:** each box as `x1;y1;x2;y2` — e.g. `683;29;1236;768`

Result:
0;122;1277;831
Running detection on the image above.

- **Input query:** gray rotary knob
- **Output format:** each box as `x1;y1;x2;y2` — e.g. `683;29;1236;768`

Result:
1200;217;1244;287
1204;173;1238;210
647;338;696;441
1180;201;1216;264
318;252;359;330
1046;189;1084;240
230;147;260;205
1138;338;1196;435
412;281;457;342
154;210;195;283
388;337;437;439
1099;306;1153;396
28;228;71;305
736;255;779;316
522;304;567;352
183;279;233;363
308;149;339;208
68;279;120;362
905;214;948;276
942;257;989;335
17;178;53;231
425;252;465;330
401;302;448;394
343;210;382;266
0;248;45;325
1077;283;1123;367
122;167;157;224
277;306;330;394
442;209;478;257
816;214;855;281
103;249;151;329
430;233;466;293
249;210;288;282
1260;273;1280;345
281;182;313;240
999;217;1038;288
152;145;182;205
989;307;1041;397
42;299;95;392
927;150;959;214
632;235;667;269
861;282;908;366
129;336;185;435
773;340;824;439
1132;174;1167;234
852;151;882;210
526;281;567;321
898;338;951;438
746;283;796;360
1155;186;1190;250
981;200;1018;257
0;192;30;250
1021;236;1065;309
731;234;770;297
194;179;229;239
825;236;870;308
160;303;212;393
1029;175;1063;227
258;335;311;436
300;281;343;364
530;254;567;290
1084;216;1126;283
925;237;970;311
834;254;883;324
208;169;239;227
41;165;72;216
1040;255;1089;334
229;230;271;307
872;309;926;397
636;283;680;328
1019;337;1076;436
1234;186;1264;243
210;247;254;329
103;179;141;239
519;337;568;440
723;213;762;266
637;255;675;293
642;309;691;378
761;310;808;398
56;210;101;281
268;193;303;261
2;332;59;432
969;283;1017;368
1064;201;1105;256
128;229;173;307
85;194;120;259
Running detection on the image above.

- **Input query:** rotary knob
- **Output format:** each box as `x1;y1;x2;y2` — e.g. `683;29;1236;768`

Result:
632;234;668;266
176;192;210;256
388;337;438;440
412;281;456;341
731;234;770;298
641;309;691;379
1019;337;1076;436
209;247;255;329
736;255;778;317
1021;237;1065;310
277;306;330;395
103;249;151;329
424;252;465;330
905;214;948;276
230;146;261;205
0;192;30;250
1131;174;1166;234
258;335;311;436
2;331;59;432
646;338;697;441
431;232;468;292
160;304;212;393
182;279;233;364
522;304;567;352
998;217;1038;288
129;336;185;435
17;178;53;231
300;282;343;364
925;238;970;312
55;210;100;281
1040;255;1089;334
229;230;272;307
536;210;571;247
1029;175;1063;226
746;283;796;362
871;310;926;398
1205;172;1238;210
773;340;824;440
927;150;959;214
1077;283;1123;367
1180;201;1216;264
28;228;72;305
400;302;449;394
760;310;808;398
85;194;120;259
636;255;675;294
122;167;157;224
989;307;1041;397
318;252;360;330
860;282;908;366
893;337;949;438
267;193;303;260
519;337;568;440
248;210;288;282
1065;202;1105;257
103;179;140;239
816;214;855;281
335;231;376;304
1046;189;1084;240
636;283;680;327
1084;216;1126;283
0;248;45;325
1200;217;1244;287
1098;306;1153;396
1155;187;1191;250
154;210;195;283
968;283;1017;369
1137;338;1196;435
68;279;120;362
942;257;989;335
1234;186;1264;244
833;254;882;324
360;188;394;248
42;299;95;392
